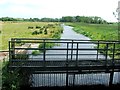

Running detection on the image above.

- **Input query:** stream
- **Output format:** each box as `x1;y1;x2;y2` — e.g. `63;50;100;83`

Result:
31;24;120;87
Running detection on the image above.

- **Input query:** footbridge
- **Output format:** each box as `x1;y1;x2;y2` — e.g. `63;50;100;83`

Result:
8;38;120;87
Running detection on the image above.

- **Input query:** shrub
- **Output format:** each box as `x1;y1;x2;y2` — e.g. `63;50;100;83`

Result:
32;50;40;55
2;61;32;90
38;43;54;52
15;50;28;60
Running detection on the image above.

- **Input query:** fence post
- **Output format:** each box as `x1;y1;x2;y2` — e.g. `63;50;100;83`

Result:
66;42;69;87
109;43;115;86
43;39;46;67
71;40;73;60
105;43;108;70
96;41;99;60
11;38;15;59
76;42;78;67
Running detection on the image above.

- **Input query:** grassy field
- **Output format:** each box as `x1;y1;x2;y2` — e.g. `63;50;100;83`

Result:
66;22;119;58
1;21;62;50
0;22;2;51
66;22;118;40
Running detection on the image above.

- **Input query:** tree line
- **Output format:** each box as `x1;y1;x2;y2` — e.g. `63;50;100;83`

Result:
0;16;107;24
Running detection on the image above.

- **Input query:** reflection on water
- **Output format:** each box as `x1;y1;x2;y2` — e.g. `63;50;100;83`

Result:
32;25;120;87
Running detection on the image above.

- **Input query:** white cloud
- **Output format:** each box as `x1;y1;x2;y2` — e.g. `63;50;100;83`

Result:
0;0;119;22
0;0;8;4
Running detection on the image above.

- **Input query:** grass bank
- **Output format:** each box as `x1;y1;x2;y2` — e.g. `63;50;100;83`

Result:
66;22;119;58
66;22;118;40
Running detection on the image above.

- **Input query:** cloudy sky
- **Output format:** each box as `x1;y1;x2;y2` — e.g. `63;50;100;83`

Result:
0;0;119;22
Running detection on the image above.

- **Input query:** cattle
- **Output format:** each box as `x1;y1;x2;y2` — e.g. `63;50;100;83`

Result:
36;26;41;29
28;26;34;29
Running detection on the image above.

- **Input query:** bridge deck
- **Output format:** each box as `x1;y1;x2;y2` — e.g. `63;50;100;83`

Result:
8;38;120;87
8;38;120;73
9;59;120;73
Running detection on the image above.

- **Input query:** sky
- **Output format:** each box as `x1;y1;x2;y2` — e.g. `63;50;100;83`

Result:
0;0;119;22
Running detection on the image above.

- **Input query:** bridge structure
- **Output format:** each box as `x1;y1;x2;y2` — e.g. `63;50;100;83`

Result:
8;38;120;87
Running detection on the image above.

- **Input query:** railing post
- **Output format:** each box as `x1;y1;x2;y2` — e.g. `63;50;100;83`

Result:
72;73;75;86
43;39;46;67
109;43;115;86
9;41;11;61
66;42;69;63
96;41;99;60
112;43;115;67
76;42;79;67
66;42;69;87
71;40;73;60
11;38;15;59
105;43;108;68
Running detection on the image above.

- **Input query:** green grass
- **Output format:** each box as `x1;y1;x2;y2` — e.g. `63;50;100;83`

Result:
66;22;119;58
1;22;62;50
66;22;118;40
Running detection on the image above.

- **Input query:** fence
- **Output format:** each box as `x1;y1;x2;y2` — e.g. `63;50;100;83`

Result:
8;38;120;87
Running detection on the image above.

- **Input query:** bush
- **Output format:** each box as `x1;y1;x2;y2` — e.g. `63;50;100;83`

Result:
2;62;20;90
38;43;54;52
32;50;40;55
2;61;32;90
15;50;29;60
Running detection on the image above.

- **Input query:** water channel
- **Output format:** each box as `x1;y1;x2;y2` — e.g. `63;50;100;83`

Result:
32;24;120;87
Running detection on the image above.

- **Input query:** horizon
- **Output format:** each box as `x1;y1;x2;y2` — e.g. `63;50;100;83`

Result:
0;0;119;22
0;16;116;23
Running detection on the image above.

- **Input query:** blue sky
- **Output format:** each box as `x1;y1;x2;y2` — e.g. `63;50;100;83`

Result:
0;0;119;22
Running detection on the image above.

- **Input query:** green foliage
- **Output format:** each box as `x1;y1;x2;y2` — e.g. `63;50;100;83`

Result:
1;16;107;24
67;23;118;40
1;17;18;21
2;61;32;90
32;50;40;55
38;42;55;52
15;54;29;60
66;22;118;58
61;16;107;24
2;62;20;90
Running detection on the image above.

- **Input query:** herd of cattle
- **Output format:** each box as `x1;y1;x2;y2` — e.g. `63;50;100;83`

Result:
28;24;55;29
27;23;63;35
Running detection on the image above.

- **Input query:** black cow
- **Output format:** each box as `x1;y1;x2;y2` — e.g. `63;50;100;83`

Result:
28;26;34;29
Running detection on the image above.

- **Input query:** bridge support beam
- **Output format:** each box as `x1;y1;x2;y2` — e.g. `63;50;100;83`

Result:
109;71;114;86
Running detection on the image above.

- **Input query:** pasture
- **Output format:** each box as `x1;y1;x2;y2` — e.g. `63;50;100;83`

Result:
0;21;2;50
66;23;119;58
66;22;118;40
1;22;62;50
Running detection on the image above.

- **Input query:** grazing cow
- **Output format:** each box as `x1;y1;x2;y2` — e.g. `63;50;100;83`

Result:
28;26;34;29
36;26;41;29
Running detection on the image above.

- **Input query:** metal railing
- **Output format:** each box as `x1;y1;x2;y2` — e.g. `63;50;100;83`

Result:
8;38;120;87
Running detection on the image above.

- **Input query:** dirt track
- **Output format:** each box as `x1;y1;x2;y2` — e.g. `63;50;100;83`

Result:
0;52;8;61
